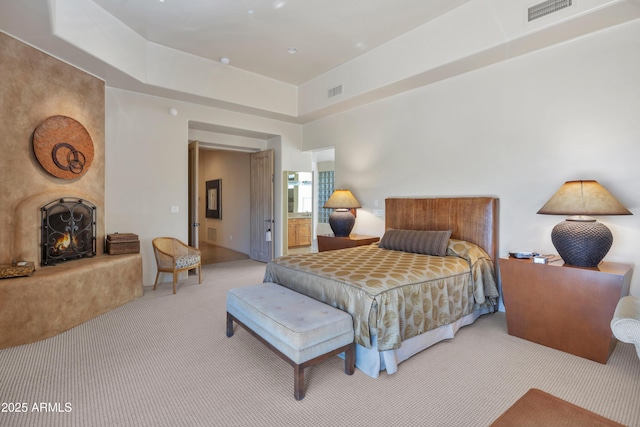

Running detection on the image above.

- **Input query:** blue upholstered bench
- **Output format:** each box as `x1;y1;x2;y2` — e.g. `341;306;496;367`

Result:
226;282;355;400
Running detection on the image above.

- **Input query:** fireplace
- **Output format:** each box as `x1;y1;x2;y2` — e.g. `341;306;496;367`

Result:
41;198;96;266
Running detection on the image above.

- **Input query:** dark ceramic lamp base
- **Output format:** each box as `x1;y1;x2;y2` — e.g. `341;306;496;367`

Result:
551;219;613;268
328;209;355;237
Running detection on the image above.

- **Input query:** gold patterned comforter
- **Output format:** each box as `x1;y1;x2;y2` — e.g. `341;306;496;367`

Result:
263;239;499;351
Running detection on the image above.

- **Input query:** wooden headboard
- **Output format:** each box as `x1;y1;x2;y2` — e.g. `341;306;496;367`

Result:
385;197;499;262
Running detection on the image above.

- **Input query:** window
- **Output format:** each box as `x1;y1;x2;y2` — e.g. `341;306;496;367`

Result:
317;171;334;223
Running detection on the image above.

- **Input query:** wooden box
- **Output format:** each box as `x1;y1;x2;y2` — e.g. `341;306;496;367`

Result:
106;233;140;255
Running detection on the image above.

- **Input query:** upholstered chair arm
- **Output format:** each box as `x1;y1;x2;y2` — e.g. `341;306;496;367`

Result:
153;245;175;269
172;239;201;258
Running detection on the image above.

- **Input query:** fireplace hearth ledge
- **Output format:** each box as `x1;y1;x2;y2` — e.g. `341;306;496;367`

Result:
0;253;142;349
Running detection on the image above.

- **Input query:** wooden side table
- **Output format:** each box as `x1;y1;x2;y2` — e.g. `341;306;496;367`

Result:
500;257;632;363
317;234;379;252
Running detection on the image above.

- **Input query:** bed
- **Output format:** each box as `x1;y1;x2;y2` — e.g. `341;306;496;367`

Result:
264;197;500;378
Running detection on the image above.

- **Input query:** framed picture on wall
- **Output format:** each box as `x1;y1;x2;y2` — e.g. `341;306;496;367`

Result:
206;179;221;219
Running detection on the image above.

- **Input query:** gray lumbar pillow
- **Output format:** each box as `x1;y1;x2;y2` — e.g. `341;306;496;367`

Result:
378;229;452;257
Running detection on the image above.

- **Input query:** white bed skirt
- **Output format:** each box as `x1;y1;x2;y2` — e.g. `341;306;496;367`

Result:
345;308;490;378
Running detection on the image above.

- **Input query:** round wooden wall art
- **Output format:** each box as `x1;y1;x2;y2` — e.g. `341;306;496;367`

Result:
33;115;94;180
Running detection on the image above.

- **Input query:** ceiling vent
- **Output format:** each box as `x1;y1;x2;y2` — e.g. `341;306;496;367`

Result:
328;84;343;98
528;0;572;22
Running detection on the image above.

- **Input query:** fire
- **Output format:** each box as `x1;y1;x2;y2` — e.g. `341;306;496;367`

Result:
54;233;77;253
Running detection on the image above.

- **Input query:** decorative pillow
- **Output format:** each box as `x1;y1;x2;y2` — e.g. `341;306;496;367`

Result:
176;254;200;269
378;229;452;256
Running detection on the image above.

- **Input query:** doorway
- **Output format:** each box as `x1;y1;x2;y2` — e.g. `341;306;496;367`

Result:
280;148;335;256
285;171;313;255
188;140;274;265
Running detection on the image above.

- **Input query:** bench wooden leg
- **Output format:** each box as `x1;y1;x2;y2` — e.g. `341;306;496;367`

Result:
294;364;305;400
226;313;234;337
344;342;355;375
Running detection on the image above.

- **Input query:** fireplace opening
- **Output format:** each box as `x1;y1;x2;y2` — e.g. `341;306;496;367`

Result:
41;198;96;266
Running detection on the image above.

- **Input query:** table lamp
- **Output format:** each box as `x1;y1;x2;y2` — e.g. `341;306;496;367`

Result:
323;189;361;237
537;180;631;267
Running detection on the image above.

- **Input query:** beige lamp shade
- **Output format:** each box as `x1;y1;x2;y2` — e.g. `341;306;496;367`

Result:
537;180;631;217
323;189;361;210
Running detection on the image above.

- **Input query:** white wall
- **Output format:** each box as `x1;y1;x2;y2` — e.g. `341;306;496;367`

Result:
105;88;308;286
302;20;640;297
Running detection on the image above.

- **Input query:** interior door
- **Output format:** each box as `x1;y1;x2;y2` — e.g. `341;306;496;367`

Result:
188;141;199;248
250;149;274;262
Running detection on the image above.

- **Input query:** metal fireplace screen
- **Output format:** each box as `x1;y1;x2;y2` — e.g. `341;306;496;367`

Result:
41;198;96;266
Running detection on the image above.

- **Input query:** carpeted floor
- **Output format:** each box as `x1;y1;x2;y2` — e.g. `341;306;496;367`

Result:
1;259;639;427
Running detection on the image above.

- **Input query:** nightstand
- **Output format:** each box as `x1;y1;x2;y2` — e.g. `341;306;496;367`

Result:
500;257;632;363
317;234;379;252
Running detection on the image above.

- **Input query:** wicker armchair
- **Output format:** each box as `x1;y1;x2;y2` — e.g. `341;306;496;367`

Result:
152;237;202;294
611;296;640;360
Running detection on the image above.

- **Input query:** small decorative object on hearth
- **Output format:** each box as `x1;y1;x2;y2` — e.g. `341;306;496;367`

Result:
323;189;361;237
0;262;35;279
106;233;140;255
537;180;631;268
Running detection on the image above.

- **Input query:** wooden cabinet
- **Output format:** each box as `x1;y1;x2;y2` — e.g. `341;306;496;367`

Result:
288;218;311;248
317;234;379;252
500;257;632;363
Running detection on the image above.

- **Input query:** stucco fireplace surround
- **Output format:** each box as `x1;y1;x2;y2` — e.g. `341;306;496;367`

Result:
0;33;142;349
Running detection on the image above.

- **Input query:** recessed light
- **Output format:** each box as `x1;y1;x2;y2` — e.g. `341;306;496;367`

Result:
288;47;297;54
220;57;230;65
247;9;255;15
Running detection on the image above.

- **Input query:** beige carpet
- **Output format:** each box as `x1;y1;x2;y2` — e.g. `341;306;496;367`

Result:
1;259;639;427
